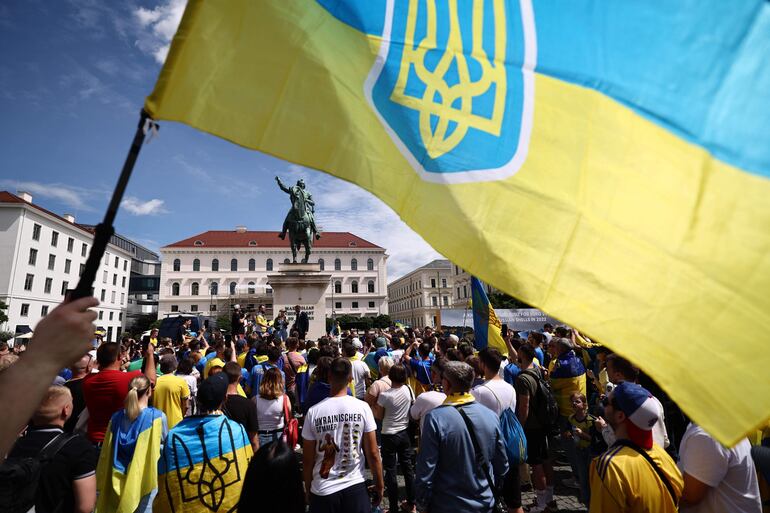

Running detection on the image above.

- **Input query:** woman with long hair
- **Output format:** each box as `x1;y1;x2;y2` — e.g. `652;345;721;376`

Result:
238;440;304;513
252;367;286;447
96;375;167;513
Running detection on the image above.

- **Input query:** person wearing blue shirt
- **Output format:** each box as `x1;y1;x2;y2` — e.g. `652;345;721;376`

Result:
403;341;434;394
248;345;284;397
415;360;508;513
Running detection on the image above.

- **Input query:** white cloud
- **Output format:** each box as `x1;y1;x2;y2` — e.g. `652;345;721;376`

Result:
0;180;102;211
121;197;169;216
279;165;444;281
134;0;187;64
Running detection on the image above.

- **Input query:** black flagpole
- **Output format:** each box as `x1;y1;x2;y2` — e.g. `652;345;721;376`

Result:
70;109;155;300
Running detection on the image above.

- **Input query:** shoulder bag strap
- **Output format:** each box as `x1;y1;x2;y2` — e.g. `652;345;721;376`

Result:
286;352;298;374
482;383;502;412
613;439;678;506
39;432;77;461
455;406;501;499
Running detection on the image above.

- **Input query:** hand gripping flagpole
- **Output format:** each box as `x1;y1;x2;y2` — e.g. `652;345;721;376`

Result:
70;109;157;300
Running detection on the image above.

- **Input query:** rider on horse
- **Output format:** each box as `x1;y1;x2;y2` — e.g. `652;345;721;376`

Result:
276;176;320;240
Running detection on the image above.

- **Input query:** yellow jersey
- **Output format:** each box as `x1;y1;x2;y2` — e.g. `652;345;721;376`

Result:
589;442;683;513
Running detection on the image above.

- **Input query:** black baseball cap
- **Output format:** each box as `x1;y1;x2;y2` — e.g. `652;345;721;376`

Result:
197;373;228;411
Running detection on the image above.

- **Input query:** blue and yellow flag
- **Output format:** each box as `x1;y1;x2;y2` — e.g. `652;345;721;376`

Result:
154;415;252;513
96;407;167;513
145;1;770;445
471;277;507;355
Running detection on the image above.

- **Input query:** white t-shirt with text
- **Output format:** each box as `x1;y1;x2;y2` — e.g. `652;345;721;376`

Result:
302;396;377;496
377;385;412;435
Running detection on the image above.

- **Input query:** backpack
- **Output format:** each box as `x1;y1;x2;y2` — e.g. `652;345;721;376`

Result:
520;368;560;433
0;432;77;513
482;384;527;465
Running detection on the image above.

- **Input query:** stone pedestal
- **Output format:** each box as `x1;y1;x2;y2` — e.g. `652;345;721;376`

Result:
268;263;331;340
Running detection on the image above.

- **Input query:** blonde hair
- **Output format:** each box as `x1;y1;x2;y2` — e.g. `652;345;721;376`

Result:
259;367;284;400
32;386;72;425
125;375;151;422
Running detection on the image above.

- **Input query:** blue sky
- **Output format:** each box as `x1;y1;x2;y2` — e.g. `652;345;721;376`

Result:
0;0;441;280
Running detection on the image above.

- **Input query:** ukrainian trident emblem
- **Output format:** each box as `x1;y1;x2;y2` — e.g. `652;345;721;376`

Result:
317;0;537;183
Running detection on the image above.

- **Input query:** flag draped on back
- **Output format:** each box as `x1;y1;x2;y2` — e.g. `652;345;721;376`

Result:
471;277;508;355
154;415;252;513
96;407;166;513
145;0;770;445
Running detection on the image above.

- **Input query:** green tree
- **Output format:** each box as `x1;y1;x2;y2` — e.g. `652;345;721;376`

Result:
129;313;158;337
488;291;531;310
0;331;14;342
216;315;232;334
372;314;392;329
0;299;8;325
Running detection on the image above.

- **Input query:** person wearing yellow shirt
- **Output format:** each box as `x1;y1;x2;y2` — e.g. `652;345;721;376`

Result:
589;381;683;513
255;304;270;335
204;342;226;379
153;355;190;429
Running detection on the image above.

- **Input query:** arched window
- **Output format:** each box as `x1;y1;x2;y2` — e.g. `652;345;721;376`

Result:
191;282;199;295
367;258;374;271
318;258;324;271
266;258;273;271
210;282;218;295
248;281;255;294
193;259;200;272
211;258;219;271
171;283;180;296
230;258;238;271
351;281;358;293
334;258;341;271
229;282;237;295
351;258;358;271
249;258;256;271
284;258;290;264
173;259;180;272
334;281;342;294
368;280;375;293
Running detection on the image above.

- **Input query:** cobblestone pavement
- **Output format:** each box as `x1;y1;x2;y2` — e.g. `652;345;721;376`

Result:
370;455;587;513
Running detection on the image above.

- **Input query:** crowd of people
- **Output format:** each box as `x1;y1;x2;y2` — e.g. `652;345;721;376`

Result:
1;299;769;513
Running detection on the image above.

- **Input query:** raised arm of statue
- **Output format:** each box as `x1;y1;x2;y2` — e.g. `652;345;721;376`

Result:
275;176;291;194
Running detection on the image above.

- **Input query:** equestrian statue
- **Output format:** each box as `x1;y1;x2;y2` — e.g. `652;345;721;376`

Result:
275;176;320;263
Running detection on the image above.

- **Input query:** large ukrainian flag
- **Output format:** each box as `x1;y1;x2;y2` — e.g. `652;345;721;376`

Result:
154;415;252;513
96;408;166;513
471;277;508;355
145;0;770;445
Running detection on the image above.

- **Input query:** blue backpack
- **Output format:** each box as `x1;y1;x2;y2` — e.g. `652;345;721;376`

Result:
500;406;527;465
482;384;527;465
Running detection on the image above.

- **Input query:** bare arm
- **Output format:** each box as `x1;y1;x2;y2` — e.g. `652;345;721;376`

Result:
0;297;98;457
143;342;157;385
504;335;518;363
363;431;384;506
516;393;529;425
73;475;97;513
248;431;260;454
680;473;710;506
302;438;316;502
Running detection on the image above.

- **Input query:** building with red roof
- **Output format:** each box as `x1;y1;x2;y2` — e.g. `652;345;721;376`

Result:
159;226;388;320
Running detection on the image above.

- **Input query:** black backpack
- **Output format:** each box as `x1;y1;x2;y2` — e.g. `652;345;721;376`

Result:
0;432;77;513
520;368;560;433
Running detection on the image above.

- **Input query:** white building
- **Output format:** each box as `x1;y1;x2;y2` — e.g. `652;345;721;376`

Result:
0;191;132;342
388;259;454;328
451;263;494;307
158;228;388;320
